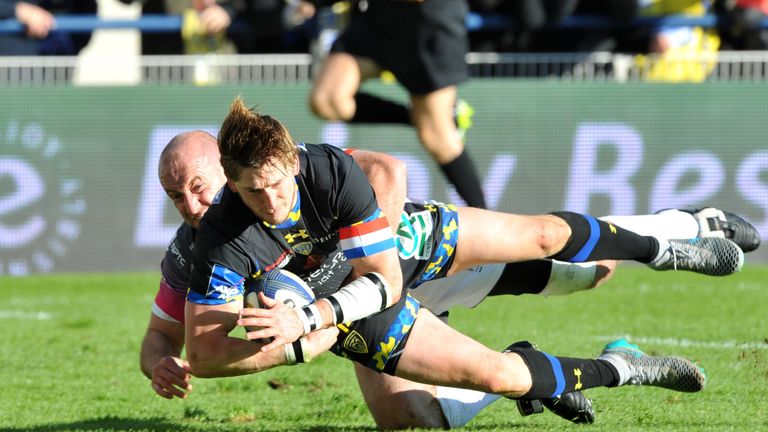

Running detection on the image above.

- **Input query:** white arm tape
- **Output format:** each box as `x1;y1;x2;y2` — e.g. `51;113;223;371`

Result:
324;272;392;324
296;303;322;335
539;260;597;296
284;337;311;365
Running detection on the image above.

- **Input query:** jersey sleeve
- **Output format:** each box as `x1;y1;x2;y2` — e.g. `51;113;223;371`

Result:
187;260;248;306
154;224;195;322
186;197;255;305
152;278;187;323
187;231;254;306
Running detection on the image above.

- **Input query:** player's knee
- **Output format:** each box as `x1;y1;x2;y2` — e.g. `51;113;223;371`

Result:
535;217;572;257
371;397;446;430
308;89;330;118
308;88;348;121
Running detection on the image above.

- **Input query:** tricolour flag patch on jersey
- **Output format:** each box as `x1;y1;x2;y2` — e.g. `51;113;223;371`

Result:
339;210;396;259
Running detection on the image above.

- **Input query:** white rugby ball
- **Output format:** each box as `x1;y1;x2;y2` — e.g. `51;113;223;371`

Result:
244;269;315;310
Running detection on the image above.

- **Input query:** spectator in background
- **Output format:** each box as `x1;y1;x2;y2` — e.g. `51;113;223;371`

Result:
120;0;312;55
715;0;768;50
467;0;639;53
0;0;97;55
117;0;243;54
231;0;313;54
633;0;721;82
468;0;581;52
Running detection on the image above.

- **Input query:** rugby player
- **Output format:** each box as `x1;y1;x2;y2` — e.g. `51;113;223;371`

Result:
180;99;749;425
143;130;611;426
142;124;757;428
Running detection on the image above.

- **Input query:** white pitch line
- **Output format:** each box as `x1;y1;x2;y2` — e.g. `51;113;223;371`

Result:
0;310;52;320
598;335;768;351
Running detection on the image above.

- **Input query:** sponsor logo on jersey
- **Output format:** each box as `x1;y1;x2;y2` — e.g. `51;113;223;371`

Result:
168;238;186;267
395;210;434;260
292;241;313;255
311;233;335;244
203;264;245;303
284;229;310;243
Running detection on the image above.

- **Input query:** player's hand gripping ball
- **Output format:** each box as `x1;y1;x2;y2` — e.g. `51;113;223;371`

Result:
244;269;316;332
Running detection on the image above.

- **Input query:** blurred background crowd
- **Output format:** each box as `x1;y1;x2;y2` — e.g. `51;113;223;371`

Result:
1;0;766;58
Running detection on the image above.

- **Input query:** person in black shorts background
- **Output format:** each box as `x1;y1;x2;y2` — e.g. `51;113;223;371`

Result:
308;0;487;209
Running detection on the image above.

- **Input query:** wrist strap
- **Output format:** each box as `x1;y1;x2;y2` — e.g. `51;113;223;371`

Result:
284;337;312;365
296;303;321;335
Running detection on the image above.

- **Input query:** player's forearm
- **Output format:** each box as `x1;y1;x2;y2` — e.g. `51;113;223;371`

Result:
186;335;288;378
140;330;181;379
308;255;403;331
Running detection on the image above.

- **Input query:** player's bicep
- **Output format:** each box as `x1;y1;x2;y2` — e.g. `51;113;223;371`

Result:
184;300;242;366
186;262;249;347
185;300;241;337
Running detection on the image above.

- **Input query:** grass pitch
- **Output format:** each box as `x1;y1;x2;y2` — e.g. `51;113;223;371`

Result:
1;265;767;431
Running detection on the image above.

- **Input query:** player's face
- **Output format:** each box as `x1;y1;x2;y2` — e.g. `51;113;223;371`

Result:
160;154;227;229
229;156;300;226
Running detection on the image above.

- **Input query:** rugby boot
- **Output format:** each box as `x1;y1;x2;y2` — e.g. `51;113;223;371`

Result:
685;207;761;253
647;237;743;276
542;391;595;424
597;339;706;392
516;388;595;424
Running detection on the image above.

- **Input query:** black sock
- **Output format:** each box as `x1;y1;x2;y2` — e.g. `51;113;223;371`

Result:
548;211;659;263
506;341;620;399
439;150;487;209
350;93;411;124
488;260;552;296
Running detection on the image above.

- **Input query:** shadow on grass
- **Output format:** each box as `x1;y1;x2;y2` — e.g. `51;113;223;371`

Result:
0;415;382;432
0;416;180;432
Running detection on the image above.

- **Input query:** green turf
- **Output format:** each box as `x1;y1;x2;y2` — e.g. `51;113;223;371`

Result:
1;265;767;431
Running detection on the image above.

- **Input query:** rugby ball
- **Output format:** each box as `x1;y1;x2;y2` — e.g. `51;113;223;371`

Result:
244;269;315;310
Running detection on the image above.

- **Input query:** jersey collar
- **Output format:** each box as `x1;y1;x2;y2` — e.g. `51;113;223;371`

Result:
262;177;301;230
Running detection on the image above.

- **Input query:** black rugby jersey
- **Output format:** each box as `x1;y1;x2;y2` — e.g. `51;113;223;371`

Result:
187;143;393;305
161;223;196;295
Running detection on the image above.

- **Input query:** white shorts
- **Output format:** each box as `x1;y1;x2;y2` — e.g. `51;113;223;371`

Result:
409;263;505;316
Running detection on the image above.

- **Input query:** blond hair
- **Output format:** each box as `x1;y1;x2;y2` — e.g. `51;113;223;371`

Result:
218;96;298;180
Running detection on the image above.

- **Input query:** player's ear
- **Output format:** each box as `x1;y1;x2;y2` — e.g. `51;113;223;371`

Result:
291;155;300;176
227;179;238;193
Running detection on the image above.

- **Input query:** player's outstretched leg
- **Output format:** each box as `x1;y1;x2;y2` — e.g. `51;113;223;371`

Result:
647;237;744;276
683;207;761;253
597;339;706;392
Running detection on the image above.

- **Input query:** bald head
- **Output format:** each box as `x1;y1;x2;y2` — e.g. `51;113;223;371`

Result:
159;130;219;173
158;130;227;228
